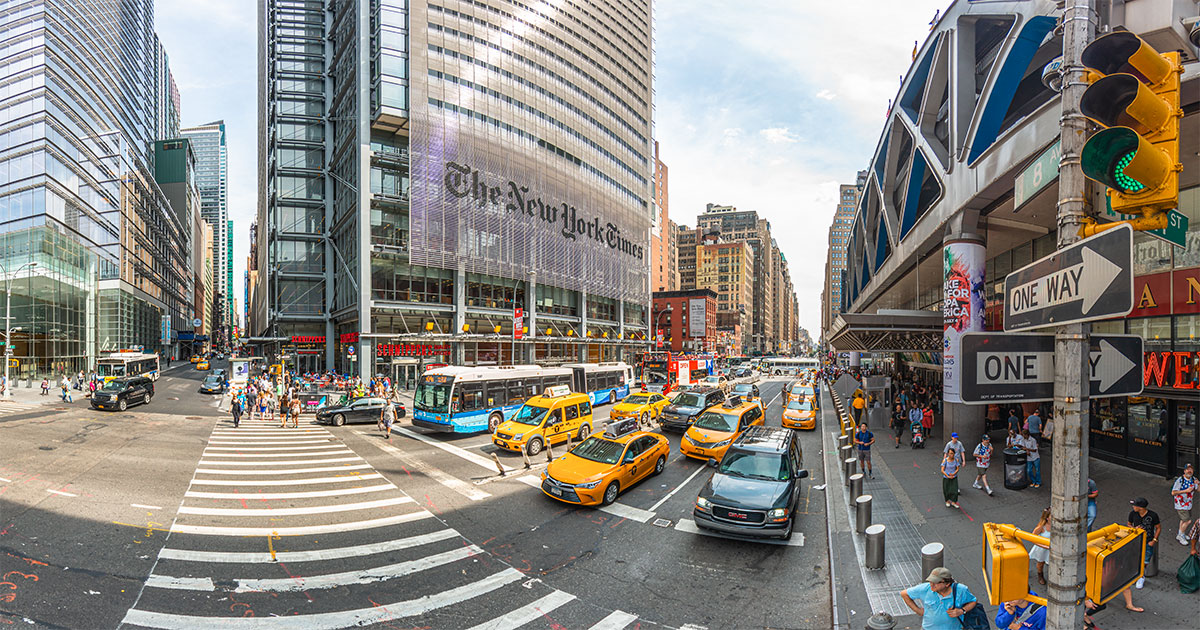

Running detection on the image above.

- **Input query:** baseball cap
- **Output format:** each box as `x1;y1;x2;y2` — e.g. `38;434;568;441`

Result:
981;434;990;441
1130;497;1149;508
926;567;953;583
951;432;959;438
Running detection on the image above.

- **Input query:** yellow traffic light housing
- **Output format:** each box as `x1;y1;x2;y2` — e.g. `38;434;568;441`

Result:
1079;31;1182;217
1085;524;1145;605
982;523;1031;606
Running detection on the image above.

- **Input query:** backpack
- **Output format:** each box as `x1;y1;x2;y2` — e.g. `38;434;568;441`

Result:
952;583;990;629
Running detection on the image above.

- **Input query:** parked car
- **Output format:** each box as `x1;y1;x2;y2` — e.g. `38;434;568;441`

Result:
92;376;155;411
316;396;407;426
693;426;808;541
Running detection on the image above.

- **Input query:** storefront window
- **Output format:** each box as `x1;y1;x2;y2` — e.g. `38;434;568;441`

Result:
1176;402;1198;474
1091;319;1124;335
1176;186;1198;269
1090;397;1126;457
465;273;524;310
1133;232;1173;275
1128;317;1172;351
1126;397;1168;465
536;285;578;317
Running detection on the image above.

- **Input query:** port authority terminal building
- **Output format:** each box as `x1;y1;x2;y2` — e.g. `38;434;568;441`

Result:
824;0;1199;477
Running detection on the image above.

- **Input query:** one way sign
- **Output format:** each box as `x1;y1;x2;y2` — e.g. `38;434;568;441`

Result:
1003;224;1133;331
960;333;1143;404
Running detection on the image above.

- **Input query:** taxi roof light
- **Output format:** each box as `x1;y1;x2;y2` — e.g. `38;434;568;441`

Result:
604;418;639;438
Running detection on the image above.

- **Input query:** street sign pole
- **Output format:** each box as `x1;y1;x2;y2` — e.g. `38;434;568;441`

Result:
1049;2;1093;627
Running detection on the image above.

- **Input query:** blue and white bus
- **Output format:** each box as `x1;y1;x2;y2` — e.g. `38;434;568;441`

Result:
564;362;633;406
413;365;574;433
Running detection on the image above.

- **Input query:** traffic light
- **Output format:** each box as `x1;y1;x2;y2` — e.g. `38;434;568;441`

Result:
982;523;1031;605
1085;524;1145;605
1080;31;1182;223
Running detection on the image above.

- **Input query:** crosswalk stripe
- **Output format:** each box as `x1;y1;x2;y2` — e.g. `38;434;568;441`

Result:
466;590;577;630
194;464;371;475
587;610;640;630
188;473;382;486
185;484;396;500
207;437;332;443
170;510;434;536
157;528;459;563
195;456;362;466
177;496;413;517
122;568;524;630
204;445;344;451
356;431;490;501
199;449;354;458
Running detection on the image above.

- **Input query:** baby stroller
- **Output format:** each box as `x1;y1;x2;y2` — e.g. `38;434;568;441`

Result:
910;419;925;448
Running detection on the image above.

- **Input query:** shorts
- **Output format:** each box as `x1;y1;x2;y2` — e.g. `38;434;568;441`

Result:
1178;509;1193;522
893;425;904;438
976;466;989;473
383;415;395;428
857;450;871;465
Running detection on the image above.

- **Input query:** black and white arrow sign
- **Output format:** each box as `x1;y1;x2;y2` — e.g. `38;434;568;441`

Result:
960;333;1143;404
1004;224;1133;331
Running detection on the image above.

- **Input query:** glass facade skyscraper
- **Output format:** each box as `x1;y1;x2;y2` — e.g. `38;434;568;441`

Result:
256;0;656;378
182;121;231;346
0;0;196;374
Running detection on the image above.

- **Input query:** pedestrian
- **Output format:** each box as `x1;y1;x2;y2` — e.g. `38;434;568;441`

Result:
891;399;905;448
944;432;966;467
40;378;48;395
1007;408;1021;434
972;434;995;496
854;422;875;478
909;402;924;440
1087;477;1099;532
288;396;300;428
1172;463;1196;545
852;392;865;424
1122;496;1160;612
230;396;243;428
1020;429;1041;488
1029;507;1051;585
1025;409;1043;444
941;449;961;509
60;376;71;403
380;397;396;440
901;567;978;629
996;593;1046;630
1006;428;1021;451
921;402;934;438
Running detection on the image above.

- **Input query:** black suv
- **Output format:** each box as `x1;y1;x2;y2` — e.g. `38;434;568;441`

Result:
658;387;725;431
694;426;808;541
92;376;155;411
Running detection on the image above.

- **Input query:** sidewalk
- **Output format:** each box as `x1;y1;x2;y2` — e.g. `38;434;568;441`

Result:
827;385;1196;630
0;361;195;409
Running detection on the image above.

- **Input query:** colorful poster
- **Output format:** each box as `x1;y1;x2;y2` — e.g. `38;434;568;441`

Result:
943;240;985;402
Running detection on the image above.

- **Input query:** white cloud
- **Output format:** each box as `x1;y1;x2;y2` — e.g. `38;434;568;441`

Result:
815;89;837;101
760;127;800;144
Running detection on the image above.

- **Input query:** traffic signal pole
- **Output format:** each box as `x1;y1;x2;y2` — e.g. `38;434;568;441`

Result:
1047;1;1095;628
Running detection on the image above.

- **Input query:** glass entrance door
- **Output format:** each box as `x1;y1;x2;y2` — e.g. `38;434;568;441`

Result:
1176;402;1198;475
391;362;419;391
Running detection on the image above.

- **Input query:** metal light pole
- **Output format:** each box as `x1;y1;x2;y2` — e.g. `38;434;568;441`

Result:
1048;1;1095;627
2;261;37;399
654;305;672;351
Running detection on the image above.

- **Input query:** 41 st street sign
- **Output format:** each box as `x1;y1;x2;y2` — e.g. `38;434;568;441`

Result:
1003;224;1134;331
960;333;1144;404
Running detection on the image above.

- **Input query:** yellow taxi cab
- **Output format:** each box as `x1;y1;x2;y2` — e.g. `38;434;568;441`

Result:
680;396;765;462
196;360;211;371
785;382;815;404
609;391;670;424
781;395;818;430
493;386;593;456
190;355;202;363
541;418;670;506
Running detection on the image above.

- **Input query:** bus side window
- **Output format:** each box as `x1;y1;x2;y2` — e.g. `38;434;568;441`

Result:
459;385;483;412
506;379;525;405
525;378;542;398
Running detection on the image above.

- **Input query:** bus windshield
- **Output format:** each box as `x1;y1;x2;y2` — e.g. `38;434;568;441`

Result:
646;369;668;384
414;382;453;413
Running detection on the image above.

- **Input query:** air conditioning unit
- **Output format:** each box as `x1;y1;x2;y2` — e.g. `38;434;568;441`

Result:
1116;0;1200;61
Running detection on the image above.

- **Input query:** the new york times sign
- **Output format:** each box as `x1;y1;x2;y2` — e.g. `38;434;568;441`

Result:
444;161;645;261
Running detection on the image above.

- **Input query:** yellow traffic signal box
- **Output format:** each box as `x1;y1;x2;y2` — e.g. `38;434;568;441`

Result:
982;523;1031;606
1085;524;1145;605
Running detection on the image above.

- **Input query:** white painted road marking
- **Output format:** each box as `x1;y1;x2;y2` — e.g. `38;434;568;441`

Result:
157;529;459;563
355;431;490;501
177;496;413;517
199;449;354;458
516;475;653;522
195;456;362;466
465;590;577;630
674;518;805;546
394;426;517;472
185;484;396;500
45;489;77;497
188;473;383;486
648;462;708;512
121;568;524;629
203;445;343;451
170;510;434;536
131;503;163;510
194;464;371;475
587;610;640;630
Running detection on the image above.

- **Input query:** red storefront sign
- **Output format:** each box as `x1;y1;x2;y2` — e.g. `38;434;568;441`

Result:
377;343;450;358
339;332;359;344
1143;351;1198;390
514;308;524;340
291;335;325;344
1129;268;1200;317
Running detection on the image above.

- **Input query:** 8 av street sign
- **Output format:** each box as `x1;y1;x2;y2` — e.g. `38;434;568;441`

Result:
1003;224;1133;331
960;333;1143;404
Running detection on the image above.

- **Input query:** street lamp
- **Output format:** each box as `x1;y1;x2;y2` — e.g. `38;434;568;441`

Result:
2;261;37;398
654;305;672;350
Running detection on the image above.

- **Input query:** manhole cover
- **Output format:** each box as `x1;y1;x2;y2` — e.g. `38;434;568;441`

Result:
186;416;204;420
38;446;55;451
124;414;136;419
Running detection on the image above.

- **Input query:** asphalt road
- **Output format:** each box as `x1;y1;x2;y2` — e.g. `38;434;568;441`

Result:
1;371;833;629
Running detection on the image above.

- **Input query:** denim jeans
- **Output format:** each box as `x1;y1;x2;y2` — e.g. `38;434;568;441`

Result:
1027;458;1042;485
1086;501;1097;532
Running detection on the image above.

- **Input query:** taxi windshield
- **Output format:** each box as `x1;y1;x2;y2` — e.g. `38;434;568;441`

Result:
787;400;813;411
570;437;622;465
719;451;789;481
623;394;652;405
693;411;738;432
671;393;703;408
511;404;550;426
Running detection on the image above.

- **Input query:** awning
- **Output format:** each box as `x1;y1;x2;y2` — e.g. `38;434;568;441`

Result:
827;310;943;353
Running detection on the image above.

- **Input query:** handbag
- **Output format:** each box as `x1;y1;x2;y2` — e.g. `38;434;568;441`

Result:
952;582;991;630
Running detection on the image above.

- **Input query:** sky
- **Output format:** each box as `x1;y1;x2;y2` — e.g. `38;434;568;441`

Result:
155;0;950;339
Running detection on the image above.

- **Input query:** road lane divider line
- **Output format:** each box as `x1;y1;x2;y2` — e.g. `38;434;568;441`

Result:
647;462;708;512
188;473;383;486
131;503;164;510
587;610;640;630
184;484;397;500
157;528;459;563
147;545;481;593
45;489;77;497
516;475;653;522
354;431;490;501
194;464;371;475
673;518;804;547
121;567;524;630
177;496;413;517
0;477;11;482
394;426;517;472
169;510;434;536
199;449;354;458
195;456;363;466
464;590;576;630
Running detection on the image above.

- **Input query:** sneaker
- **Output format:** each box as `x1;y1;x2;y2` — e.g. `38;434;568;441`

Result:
945;501;952;507
1135;577;1145;589
951;502;960;509
987;489;994;496
972;481;982;489
1179;532;1189;545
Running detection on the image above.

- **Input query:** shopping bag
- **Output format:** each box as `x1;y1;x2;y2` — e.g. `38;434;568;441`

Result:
1178;554;1200;594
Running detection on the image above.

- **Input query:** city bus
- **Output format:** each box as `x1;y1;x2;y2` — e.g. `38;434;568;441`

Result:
761;357;820;376
96;351;161;383
639;352;714;395
413;365;574;433
563;362;633;405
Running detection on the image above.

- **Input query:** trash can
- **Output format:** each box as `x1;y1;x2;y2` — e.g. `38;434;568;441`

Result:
1004;448;1029;490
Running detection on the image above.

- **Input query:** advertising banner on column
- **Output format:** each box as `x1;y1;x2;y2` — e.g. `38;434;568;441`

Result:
688;298;707;338
943;240;985;403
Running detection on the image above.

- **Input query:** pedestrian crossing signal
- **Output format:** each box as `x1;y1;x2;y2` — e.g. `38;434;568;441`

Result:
982;523;1031;605
1085;524;1145;605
